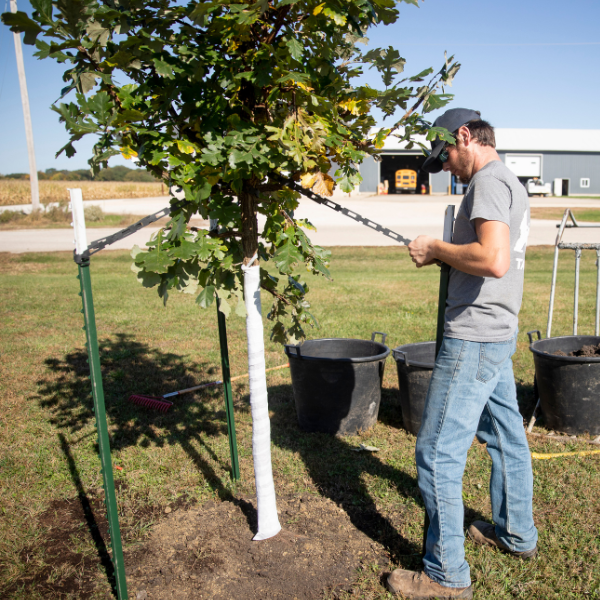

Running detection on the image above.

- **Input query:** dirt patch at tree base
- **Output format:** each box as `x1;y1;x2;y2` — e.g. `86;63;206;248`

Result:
126;495;389;600
5;493;393;599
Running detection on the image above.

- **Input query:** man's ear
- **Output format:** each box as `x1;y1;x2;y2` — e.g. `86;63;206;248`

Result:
457;125;472;146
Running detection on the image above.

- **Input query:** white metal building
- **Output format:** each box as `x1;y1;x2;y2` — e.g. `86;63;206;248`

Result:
358;129;600;196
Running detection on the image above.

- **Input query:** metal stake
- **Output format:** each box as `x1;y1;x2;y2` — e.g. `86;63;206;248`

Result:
424;205;455;557
78;263;129;600
210;217;240;481
595;249;600;336
574;248;582;335
71;190;128;600
216;299;241;480
546;245;561;339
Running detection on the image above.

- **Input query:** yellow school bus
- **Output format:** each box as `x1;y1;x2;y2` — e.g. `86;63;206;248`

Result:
395;169;417;193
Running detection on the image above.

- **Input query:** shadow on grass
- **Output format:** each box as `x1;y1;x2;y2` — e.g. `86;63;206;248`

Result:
37;335;489;579
57;433;116;591
266;382;488;567
35;332;257;594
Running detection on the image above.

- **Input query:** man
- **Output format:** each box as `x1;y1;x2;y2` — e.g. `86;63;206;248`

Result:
387;108;538;599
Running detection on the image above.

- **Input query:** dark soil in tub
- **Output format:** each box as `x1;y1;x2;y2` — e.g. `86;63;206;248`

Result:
552;343;600;357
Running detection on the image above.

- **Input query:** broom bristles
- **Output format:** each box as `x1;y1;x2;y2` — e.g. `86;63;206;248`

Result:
128;394;173;412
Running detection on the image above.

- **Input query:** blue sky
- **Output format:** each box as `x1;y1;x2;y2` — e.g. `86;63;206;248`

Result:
0;0;599;174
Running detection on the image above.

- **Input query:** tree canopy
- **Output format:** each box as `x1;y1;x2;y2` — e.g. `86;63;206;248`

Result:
3;0;459;342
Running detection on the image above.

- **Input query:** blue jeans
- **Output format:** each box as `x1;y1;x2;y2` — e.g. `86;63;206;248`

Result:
415;335;538;588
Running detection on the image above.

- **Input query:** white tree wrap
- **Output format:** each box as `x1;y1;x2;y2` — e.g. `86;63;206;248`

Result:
242;262;281;541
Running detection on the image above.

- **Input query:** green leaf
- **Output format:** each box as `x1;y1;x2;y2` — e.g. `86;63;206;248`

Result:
273;238;303;273
196;286;215;308
137;250;175;274
135;269;162;288
31;0;53;26
114;109;145;123
153;59;174;79
1;12;43;45
217;296;231;318
189;2;219;25
78;73;99;94
87;92;113;122
234;289;247;317
171;240;198;260
86;21;110;46
286;37;303;61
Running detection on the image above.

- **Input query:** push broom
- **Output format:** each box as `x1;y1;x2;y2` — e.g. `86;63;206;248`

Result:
128;363;290;412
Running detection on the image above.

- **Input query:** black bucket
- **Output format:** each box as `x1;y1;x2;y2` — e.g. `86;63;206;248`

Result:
528;330;600;435
392;342;435;436
284;332;390;435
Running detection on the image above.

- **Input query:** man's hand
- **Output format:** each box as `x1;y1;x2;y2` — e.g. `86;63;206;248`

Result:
407;220;510;277
408;235;438;268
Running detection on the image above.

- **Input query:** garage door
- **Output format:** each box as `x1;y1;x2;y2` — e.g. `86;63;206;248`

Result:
505;154;541;177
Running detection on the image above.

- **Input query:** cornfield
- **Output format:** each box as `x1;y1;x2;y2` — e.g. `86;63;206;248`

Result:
0;180;166;206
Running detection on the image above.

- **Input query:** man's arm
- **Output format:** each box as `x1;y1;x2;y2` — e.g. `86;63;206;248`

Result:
407;219;510;278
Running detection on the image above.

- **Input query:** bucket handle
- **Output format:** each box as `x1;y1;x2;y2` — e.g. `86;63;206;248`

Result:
527;330;541;345
284;344;301;358
371;331;388;345
392;349;409;367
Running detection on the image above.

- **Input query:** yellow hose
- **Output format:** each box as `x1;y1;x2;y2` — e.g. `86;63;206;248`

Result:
531;449;600;460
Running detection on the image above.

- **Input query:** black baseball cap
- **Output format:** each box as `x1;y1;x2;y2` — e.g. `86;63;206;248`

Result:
421;108;481;174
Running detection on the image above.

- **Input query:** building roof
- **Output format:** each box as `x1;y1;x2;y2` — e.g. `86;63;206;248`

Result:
375;128;600;153
495;129;600;152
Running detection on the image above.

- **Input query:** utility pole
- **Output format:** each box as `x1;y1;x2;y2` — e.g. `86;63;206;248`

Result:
10;0;40;210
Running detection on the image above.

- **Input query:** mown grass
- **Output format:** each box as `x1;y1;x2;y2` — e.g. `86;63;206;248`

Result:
0;180;166;206
0;246;599;599
531;207;600;222
0;205;148;230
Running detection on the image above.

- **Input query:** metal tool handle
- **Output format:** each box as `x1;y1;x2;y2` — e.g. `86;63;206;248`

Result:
527;330;541;345
392;349;409;367
371;331;388;345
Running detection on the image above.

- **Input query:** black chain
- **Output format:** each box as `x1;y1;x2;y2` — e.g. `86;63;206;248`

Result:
73;199;189;264
74;179;412;264
283;179;412;246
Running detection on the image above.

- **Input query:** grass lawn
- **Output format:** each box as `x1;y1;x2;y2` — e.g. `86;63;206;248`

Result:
1;246;599;599
530;207;600;222
0;206;206;231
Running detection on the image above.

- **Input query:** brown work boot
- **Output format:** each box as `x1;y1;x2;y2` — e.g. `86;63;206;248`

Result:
467;521;537;559
386;569;473;599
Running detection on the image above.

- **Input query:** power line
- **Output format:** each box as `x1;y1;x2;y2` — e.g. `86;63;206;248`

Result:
404;42;600;47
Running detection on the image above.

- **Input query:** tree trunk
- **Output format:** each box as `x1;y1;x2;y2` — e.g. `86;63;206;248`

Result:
240;188;281;541
240;190;259;265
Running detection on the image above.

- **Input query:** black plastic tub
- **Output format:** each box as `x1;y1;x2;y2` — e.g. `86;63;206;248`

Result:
392;342;435;436
528;331;600;435
284;333;390;435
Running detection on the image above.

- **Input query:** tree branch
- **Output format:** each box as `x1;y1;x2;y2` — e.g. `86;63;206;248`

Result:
263;5;292;45
261;283;291;305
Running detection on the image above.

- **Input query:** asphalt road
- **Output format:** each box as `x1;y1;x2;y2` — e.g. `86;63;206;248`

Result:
2;193;600;254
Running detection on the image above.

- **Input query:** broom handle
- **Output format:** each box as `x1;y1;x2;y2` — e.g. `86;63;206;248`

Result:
162;363;290;398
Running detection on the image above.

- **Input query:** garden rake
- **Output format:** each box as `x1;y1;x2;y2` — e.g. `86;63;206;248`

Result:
128;363;290;412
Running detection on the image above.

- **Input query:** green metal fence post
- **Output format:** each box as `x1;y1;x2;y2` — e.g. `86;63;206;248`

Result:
216;299;241;480
423;205;455;558
70;189;128;600
77;262;129;600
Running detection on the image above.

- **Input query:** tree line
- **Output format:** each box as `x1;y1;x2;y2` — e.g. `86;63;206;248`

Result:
0;166;159;182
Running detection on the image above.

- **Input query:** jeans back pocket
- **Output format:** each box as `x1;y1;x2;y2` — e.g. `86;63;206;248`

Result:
476;339;514;383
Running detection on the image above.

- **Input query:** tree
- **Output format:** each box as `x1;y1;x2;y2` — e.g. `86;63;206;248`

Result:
3;0;458;540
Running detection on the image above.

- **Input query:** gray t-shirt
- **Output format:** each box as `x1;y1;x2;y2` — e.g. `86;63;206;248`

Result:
444;160;530;342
